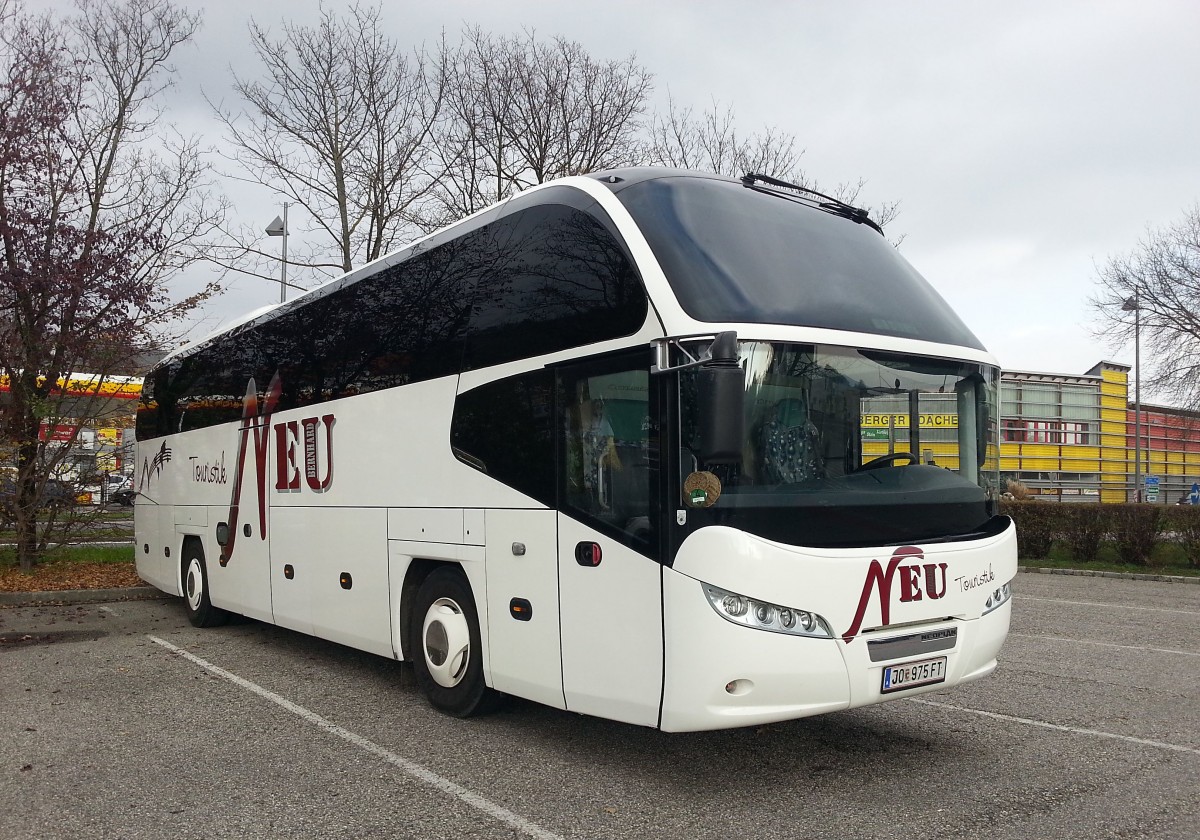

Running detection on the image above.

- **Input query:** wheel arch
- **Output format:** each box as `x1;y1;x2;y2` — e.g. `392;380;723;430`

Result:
178;533;230;628
178;534;204;596
399;558;467;661
406;560;502;716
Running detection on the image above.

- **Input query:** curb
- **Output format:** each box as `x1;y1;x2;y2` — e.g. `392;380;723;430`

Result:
1018;565;1200;585
0;587;170;607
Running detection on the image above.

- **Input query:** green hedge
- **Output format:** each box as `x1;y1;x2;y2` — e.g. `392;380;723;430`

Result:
1000;500;1061;559
1162;506;1200;569
1061;503;1109;563
1000;501;1200;568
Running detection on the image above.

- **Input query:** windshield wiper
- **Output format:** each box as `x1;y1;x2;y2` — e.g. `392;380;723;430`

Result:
741;172;883;234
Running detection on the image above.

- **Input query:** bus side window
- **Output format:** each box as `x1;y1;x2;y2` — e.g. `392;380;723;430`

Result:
462;201;647;371
450;369;555;506
559;365;655;548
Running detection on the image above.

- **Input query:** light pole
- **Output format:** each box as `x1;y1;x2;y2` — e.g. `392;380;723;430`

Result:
1122;295;1141;502
266;202;289;304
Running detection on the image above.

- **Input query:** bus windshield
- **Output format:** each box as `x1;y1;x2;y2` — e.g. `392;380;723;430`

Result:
676;342;1002;549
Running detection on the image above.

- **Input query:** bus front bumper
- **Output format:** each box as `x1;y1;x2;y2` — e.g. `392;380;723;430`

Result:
658;569;1012;733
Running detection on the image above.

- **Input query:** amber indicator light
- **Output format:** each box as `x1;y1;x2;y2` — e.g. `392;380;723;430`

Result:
510;598;532;621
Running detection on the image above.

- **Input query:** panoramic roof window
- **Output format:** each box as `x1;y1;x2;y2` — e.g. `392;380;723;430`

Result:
614;175;984;350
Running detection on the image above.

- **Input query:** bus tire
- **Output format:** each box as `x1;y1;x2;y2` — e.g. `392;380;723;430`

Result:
411;566;501;717
182;542;229;628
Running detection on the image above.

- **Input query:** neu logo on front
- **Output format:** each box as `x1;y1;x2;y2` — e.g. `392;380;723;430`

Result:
842;545;948;643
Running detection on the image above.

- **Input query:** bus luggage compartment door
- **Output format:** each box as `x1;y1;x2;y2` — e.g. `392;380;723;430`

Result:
484;509;564;709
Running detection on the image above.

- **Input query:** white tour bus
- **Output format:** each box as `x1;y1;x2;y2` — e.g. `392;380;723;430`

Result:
134;168;1015;731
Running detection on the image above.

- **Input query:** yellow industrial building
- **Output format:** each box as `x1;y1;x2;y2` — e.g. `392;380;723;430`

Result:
1001;362;1199;503
861;360;1199;504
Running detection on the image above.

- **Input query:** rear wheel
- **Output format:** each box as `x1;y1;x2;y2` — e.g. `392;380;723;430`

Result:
182;542;229;628
411;566;502;717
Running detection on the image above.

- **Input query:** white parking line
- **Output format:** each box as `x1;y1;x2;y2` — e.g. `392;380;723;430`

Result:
909;698;1200;756
1020;596;1198;616
1009;632;1200;658
148;635;564;840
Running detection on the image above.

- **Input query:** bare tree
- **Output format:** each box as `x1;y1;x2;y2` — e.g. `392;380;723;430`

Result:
1093;205;1200;410
644;94;804;180
0;0;221;570
214;2;441;280
504;32;652;186
427;28;652;223
424;28;516;223
220;11;893;255
70;0;226;302
643;94;900;231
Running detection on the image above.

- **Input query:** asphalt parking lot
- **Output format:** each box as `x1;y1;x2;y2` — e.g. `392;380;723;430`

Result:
2;572;1197;840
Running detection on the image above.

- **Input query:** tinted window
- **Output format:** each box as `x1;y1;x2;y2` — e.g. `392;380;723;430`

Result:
137;195;651;442
451;369;555;505
259;239;479;411
135;353;247;439
463;203;647;370
558;356;657;550
137;235;485;440
616;176;985;350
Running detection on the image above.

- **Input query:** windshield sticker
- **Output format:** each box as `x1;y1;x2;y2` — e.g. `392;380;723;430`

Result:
683;471;721;508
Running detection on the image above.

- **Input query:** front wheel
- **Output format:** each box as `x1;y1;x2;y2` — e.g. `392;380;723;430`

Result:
410;566;502;717
182;543;229;628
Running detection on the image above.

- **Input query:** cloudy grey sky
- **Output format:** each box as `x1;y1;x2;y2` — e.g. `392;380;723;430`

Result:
40;0;1200;383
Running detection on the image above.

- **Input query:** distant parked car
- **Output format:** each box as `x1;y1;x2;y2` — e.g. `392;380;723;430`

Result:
111;486;136;506
1;477;76;517
104;474;135;506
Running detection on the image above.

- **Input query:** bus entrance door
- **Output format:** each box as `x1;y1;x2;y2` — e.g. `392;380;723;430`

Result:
555;360;663;727
557;516;663;728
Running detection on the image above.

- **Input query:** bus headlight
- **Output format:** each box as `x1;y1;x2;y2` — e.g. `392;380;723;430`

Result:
703;584;832;638
983;582;1013;615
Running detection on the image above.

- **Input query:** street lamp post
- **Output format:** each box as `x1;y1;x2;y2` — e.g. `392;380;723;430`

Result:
266;202;289;304
1122;295;1142;502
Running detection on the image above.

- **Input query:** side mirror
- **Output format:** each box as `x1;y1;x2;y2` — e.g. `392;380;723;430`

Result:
697;332;744;464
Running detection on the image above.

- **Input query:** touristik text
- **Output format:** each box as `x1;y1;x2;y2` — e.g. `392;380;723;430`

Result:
955;564;996;593
189;453;228;484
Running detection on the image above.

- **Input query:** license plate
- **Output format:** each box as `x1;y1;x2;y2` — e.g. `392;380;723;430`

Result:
881;656;947;694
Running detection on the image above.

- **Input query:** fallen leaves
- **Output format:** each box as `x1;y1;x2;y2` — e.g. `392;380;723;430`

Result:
0;561;145;593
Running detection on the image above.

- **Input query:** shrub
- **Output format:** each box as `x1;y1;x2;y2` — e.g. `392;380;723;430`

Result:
1162;505;1200;569
999;500;1200;569
999;500;1061;559
1005;479;1033;501
1059;504;1108;563
1108;504;1162;565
